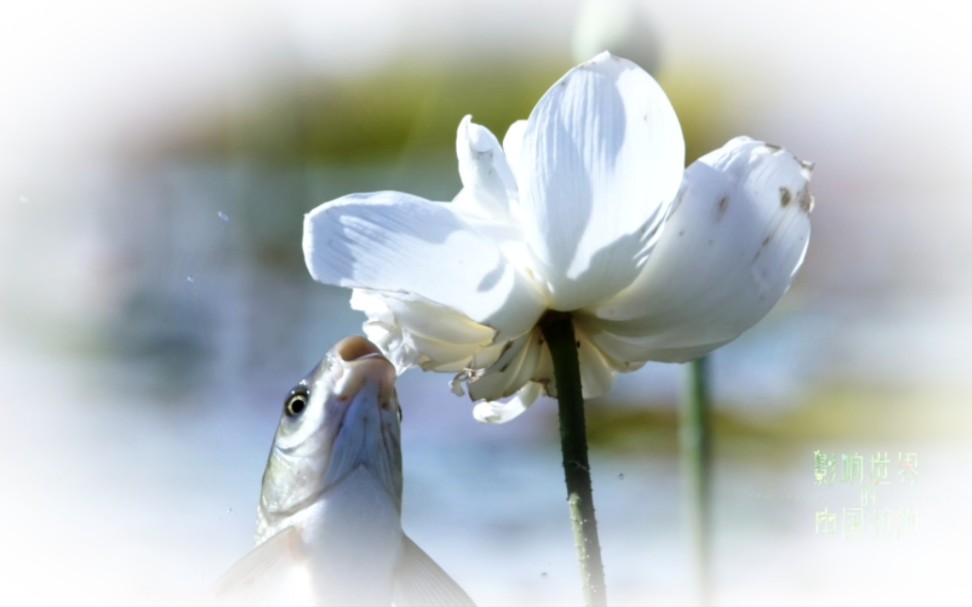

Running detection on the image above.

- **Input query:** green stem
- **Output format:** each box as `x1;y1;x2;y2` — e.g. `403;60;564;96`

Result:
539;312;607;607
680;357;713;605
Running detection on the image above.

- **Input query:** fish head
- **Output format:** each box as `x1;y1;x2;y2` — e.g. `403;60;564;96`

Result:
216;336;476;607
257;336;402;540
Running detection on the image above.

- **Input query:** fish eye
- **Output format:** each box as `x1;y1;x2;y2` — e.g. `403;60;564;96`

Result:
285;386;309;418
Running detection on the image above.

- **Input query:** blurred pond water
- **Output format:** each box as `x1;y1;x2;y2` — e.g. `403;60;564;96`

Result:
2;158;970;606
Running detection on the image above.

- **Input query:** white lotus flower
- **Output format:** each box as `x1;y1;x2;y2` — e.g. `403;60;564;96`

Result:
303;52;813;423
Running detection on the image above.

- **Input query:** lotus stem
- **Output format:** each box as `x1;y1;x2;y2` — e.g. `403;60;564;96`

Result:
681;356;713;605
540;312;607;607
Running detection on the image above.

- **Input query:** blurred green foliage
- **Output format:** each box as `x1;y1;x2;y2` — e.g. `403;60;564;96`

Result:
175;58;563;164
169;56;730;169
585;384;967;454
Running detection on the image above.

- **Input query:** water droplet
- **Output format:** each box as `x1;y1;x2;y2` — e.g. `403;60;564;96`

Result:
226;507;233;515
186;275;195;284
217;211;229;222
540;571;548;579
19;195;29;204
616;472;625;480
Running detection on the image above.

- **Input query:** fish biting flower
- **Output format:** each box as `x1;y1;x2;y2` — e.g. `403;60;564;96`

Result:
214;336;474;606
303;52;813;423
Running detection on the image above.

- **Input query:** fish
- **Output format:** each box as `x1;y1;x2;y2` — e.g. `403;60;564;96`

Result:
213;336;475;606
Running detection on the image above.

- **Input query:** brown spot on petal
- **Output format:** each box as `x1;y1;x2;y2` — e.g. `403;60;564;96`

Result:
753;235;772;262
716;195;729;220
799;187;815;213
780;187;793;207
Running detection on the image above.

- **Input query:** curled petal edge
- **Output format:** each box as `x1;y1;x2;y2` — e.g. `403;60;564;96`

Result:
472;382;545;424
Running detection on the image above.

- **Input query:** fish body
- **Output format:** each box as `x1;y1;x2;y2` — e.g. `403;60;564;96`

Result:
214;336;474;606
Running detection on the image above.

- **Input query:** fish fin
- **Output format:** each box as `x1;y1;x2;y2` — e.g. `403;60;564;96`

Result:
393;534;476;607
210;526;313;606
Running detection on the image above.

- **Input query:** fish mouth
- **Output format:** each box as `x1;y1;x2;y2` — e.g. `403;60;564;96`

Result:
331;336;397;405
335;335;385;362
